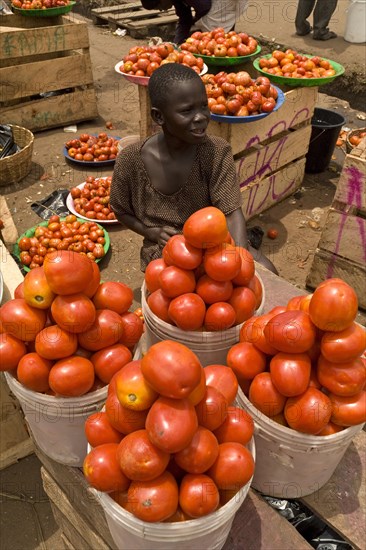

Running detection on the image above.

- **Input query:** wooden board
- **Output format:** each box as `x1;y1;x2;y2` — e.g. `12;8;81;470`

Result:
0;196;18;247
91;2;142;25
333;143;366;215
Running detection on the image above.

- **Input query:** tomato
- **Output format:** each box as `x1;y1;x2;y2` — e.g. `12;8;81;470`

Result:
286;295;304;311
78;309;124;351
207;442;254;490
146;396;198;453
144;258;167;293
0;333;27;371
195;274;233;304
328;391;366;426
35;325;78;360
83;443;130;493
159;266;196;298
118;312;144;348
90;344;132;384
195;385;228;431
317;422;344;436
229;286;257;324
165;234;203;270
204;302;236;331
147;289;172;323
226;341;267;383
264;310;317;354
13;282;25;299
117;429;170;481
320;323;366;363
213;406;254;445
92;282;133;315
23;266;55;309
164;507;190;523
284;387;332;434
84;260;101;298
17;352;53;392
231;247;255;286
317;355;366;397
309;279;358;331
141;340;202;399
247;274;263;310
267;228;278;239
168;292;206;330
270;352;311;397
179;474;219;518
125;471;179;522
0;299;47;342
51;293;96;333
187;368;206;406
84;411;124;447
43;250;94;295
49;356;95;396
240;314;278;355
174;425;219;474
203;243;241;282
105;391;148;434
113;359;158;410
183;206;228;249
204;364;238;404
249;372;287;417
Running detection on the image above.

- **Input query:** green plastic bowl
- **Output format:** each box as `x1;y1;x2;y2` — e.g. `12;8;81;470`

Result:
194;44;261;66
13;217;110;272
253;54;344;87
12;1;75;17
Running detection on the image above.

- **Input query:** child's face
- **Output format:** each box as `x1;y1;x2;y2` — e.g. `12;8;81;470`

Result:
159;79;210;144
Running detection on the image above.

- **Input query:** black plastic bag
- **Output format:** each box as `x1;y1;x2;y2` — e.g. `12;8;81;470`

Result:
0;124;20;159
31;189;70;220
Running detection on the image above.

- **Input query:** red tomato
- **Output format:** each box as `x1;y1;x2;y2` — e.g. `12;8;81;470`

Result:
328;391;366;426
113;359;158;410
105;391;148;434
247;274;264;310
195;274;233;304
229;286;257;325
83;443;130;493
84;411;124;447
174;425;219;474
159;266;196;298
179;474;219;518
0;298;47;342
195;385;228;431
14;282;25;299
203;243;241;282
270;352;311;397
168;292;206;330
35;324;78;360
125;471;179;522
320;323;366;363
23;266;55;309
187;368;206;406
145;396;198;453
317;355;366;397
317;422;344;436
284;387;332;434
117;429;170;481
84;260;101;298
17;352;53;392
309;279;358;331
78;309;124;351
90;344;132;384
92;282;133;315
144;258;167;293
249;372;287;417
203;364;238;404
267;228;278;239
147;289;172;323
0;333;27;371
49;355;95;396
118;312;144;348
240;314;278;355
141;340;202;399
231;247;255;286
264;310;317;353
51;293;96;333
204;302;236;331
183;206;228;249
213;406;254;445
208;442;254;490
165;234;203;270
286;295;304;311
43;250;94;295
226;341;267;383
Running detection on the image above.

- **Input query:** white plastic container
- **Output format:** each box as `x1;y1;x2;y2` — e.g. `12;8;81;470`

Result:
236;388;365;498
141;276;265;367
4;372;107;467
117;135;141;154
344;0;366;43
95;438;255;550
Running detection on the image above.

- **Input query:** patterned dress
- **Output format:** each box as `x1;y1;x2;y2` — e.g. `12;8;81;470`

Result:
110;135;242;271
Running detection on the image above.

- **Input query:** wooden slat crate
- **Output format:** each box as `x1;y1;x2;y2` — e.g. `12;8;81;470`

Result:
0;14;98;132
306;136;366;309
139;86;317;219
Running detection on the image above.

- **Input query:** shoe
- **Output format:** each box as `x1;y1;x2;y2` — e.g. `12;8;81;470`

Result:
247;226;264;250
313;31;337;40
296;25;312;36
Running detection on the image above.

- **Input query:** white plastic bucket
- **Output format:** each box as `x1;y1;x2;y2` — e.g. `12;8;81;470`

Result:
236;388;365;498
94;438;255;550
4;372;107;467
141;276;265;367
344;0;366;43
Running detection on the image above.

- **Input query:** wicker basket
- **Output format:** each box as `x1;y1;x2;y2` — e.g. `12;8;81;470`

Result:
0;125;34;186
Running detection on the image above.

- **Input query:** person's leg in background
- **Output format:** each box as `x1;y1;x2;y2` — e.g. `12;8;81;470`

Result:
295;0;316;35
313;0;338;40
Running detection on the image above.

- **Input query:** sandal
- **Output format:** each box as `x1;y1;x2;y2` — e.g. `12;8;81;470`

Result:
296;25;312;36
313;31;337;40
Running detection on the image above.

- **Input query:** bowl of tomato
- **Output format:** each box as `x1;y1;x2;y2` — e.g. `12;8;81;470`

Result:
64;132;120;166
66;176;118;224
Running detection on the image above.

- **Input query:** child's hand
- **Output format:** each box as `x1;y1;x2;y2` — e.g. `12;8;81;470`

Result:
157;226;181;247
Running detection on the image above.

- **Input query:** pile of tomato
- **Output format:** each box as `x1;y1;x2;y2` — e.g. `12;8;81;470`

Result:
202;71;278;116
12;0;70;8
70;176;116;222
144;207;262;332
83;339;255;522
180;28;258;58
257;48;337;79
0;251;144;397
227;278;366;435
65;133;119;163
16;215;107;269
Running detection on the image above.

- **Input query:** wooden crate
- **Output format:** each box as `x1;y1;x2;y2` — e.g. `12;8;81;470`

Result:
139;86;317;219
0;14;98;132
306;136;366;309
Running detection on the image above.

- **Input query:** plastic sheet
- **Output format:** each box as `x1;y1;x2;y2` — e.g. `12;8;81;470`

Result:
31;189;69;220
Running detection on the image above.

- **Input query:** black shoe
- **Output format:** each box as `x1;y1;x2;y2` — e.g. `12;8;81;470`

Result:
247;226;264;250
313;30;337;40
296;25;312;36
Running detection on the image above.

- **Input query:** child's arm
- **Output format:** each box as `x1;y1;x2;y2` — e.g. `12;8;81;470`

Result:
225;208;248;249
114;211;180;247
